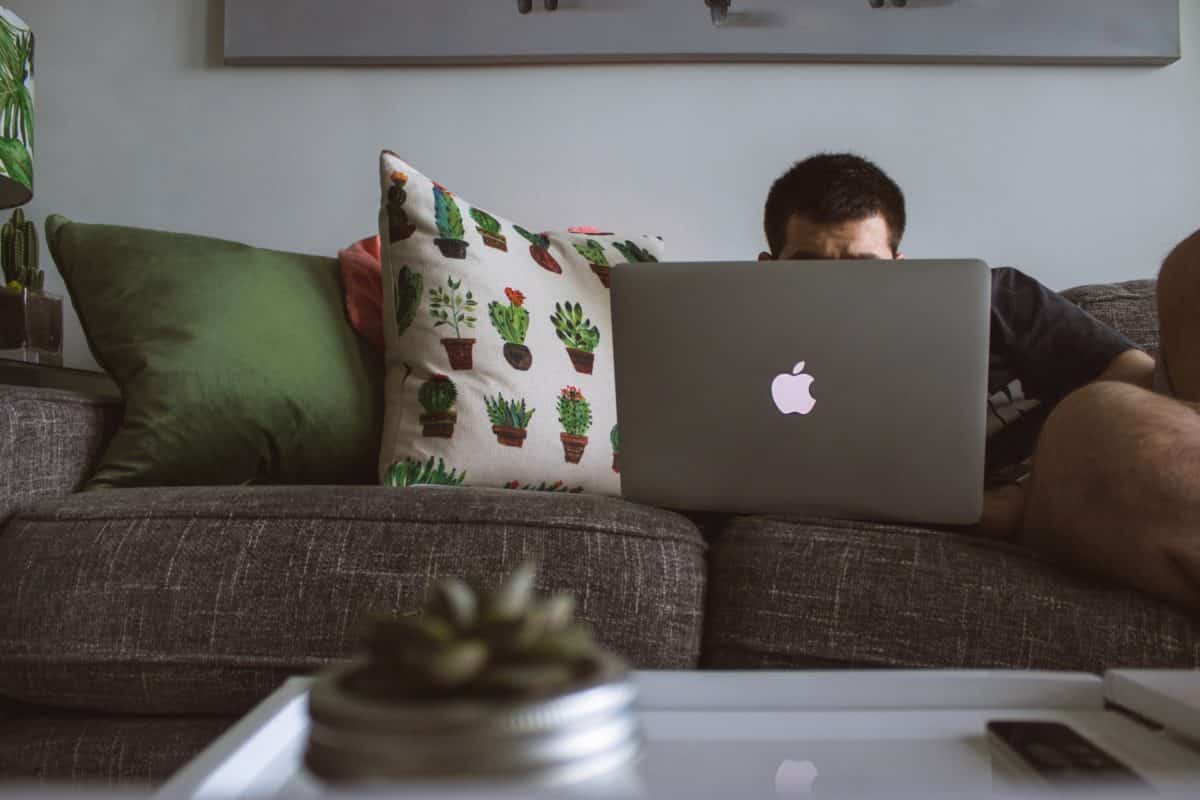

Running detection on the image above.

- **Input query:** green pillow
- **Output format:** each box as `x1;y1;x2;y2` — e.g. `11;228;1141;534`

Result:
46;215;385;488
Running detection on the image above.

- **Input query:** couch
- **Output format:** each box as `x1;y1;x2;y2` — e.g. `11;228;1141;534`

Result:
1;278;1197;787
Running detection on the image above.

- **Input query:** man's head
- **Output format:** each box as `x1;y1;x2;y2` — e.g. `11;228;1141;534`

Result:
761;153;906;261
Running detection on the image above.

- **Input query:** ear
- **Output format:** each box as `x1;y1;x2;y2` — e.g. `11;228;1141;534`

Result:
758;251;774;262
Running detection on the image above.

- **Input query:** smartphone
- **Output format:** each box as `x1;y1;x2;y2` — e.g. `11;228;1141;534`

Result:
987;720;1152;793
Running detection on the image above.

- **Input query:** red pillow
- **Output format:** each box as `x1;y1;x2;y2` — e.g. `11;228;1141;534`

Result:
338;235;384;351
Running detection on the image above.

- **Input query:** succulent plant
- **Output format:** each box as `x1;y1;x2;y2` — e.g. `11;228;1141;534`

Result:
1;208;40;291
485;393;535;429
357;563;602;699
385;457;466;488
612;240;658;264
513;225;550;250
550;302;600;353
394;266;424;338
488;288;529;345
418;375;457;414
469;207;502;236
572;239;609;267
558;387;593;437
433;185;465;240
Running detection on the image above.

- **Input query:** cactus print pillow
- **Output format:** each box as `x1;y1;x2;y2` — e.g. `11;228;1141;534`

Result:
377;151;662;496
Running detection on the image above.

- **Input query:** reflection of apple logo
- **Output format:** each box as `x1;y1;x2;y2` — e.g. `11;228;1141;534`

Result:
771;362;817;416
775;759;819;799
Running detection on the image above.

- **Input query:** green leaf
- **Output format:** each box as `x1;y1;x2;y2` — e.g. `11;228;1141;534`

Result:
0;137;31;190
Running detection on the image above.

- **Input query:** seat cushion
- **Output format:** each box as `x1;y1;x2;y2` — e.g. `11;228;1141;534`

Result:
1060;279;1158;354
703;515;1200;671
0;486;705;715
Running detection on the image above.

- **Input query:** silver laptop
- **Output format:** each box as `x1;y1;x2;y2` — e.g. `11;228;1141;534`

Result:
611;259;991;524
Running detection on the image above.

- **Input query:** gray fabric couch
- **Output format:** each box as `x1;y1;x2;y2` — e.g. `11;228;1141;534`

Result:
1;278;1197;787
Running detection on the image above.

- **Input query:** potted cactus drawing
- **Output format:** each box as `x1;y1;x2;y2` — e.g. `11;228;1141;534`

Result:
612;240;658;264
429;276;478;370
0;210;62;366
485;393;535;448
385;456;467;487
469;208;508;252
550;301;600;375
394;265;424;339
573;239;612;288
610;424;620;474
488;287;532;371
386;171;417;242
557;386;593;464
513;225;562;274
418;375;458;438
503;480;584;494
432;184;469;259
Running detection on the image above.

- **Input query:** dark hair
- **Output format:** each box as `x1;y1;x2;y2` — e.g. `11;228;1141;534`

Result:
763;153;906;257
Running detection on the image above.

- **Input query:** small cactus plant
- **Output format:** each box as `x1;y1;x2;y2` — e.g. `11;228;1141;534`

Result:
488;288;529;345
612;240;658;264
385;457;467;487
1;208;41;291
572;239;609;267
417;375;458;438
394;266;424;338
611;425;620;474
432;185;468;259
513;225;550;250
551;301;600;374
355;563;604;700
513;225;562;274
558;387;593;438
485;393;535;429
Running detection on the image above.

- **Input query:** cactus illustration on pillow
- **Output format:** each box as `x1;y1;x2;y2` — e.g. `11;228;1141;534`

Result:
385;456;466;487
513;225;562;274
393;265;424;339
488;287;532;371
557;386;593;464
429;276;478;370
470;207;508;252
502;480;584;494
573;239;612;288
432;184;469;259
610;424;620;474
551;301;600;375
386;171;418;242
417;374;458;438
612;240;658;264
485;393;535;448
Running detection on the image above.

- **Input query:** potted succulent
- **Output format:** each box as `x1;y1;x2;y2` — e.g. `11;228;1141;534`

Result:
612;240;658;263
385;456;467;487
0;210;62;366
469;207;508;252
488;287;532;371
550;301;600;375
573;239;611;288
393;265;423;339
432;184;469;259
513;225;562;274
429;276;478;370
611;425;620;474
557;386;593;464
418;375;458;438
304;564;639;784
386;171;417;242
486;393;535;448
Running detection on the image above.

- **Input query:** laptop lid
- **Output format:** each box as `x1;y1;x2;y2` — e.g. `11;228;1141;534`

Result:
611;259;990;524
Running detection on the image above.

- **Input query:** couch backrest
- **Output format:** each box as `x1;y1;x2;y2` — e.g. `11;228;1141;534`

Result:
1060;279;1159;355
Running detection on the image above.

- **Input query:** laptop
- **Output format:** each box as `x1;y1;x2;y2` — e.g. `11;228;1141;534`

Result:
611;259;991;524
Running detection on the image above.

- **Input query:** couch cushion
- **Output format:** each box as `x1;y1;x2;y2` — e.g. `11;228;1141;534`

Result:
1061;279;1158;354
703;515;1200;671
0;486;705;715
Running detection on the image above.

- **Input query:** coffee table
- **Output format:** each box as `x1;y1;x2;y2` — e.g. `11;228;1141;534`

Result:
157;671;1200;799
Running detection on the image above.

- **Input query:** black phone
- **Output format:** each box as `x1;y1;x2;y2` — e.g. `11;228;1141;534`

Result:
987;720;1152;792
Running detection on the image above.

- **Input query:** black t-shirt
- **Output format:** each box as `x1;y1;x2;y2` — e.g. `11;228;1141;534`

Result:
985;267;1136;479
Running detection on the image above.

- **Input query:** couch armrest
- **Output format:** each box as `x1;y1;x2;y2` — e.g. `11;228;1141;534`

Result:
0;385;121;524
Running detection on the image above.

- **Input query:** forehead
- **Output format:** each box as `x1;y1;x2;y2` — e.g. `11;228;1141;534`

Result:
780;214;892;257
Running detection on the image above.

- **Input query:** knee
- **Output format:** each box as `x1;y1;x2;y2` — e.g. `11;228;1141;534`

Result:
1157;227;1200;320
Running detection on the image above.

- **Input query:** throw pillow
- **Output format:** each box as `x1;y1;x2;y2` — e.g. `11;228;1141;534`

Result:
46;215;385;488
377;152;662;496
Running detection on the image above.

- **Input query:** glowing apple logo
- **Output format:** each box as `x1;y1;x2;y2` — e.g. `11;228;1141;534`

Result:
771;362;817;416
775;759;819;799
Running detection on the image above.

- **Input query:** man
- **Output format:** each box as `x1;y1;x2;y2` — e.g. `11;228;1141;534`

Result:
761;153;1200;613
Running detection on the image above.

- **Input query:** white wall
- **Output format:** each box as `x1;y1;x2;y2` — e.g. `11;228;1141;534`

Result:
10;0;1200;370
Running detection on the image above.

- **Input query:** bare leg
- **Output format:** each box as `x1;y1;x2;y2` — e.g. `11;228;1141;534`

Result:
1157;227;1200;401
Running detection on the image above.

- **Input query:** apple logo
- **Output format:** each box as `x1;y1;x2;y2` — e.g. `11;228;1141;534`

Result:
771;362;817;416
775;759;819;799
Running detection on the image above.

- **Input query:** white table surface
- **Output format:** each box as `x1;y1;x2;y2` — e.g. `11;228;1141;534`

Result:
156;671;1200;800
